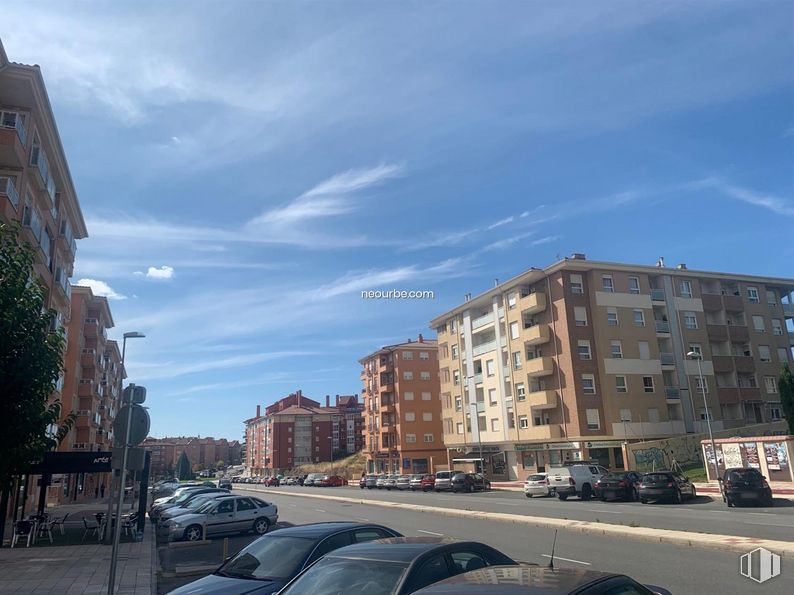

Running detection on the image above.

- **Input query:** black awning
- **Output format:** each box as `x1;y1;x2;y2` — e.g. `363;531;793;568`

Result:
28;451;112;475
452;451;485;462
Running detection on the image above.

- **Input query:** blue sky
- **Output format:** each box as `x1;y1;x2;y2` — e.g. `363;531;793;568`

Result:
4;1;793;441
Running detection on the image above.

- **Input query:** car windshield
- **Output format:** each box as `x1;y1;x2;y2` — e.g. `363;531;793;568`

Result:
281;557;408;594
527;474;546;481
729;469;762;481
452;473;466;480
217;535;316;580
184;496;214;509
194;500;218;513
643;474;671;482
602;473;628;480
173;491;198;503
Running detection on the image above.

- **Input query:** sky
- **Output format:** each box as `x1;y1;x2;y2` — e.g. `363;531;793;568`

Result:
3;1;793;441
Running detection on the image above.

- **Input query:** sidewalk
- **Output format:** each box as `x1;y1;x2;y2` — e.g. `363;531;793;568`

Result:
489;480;794;496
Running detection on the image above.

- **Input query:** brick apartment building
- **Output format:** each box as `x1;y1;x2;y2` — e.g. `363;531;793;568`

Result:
244;391;364;476
143;436;242;478
431;254;794;481
360;336;445;475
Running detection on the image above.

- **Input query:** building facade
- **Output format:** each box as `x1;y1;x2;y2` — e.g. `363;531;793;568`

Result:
431;254;794;481
244;390;364;476
142;436;243;478
360;336;445;475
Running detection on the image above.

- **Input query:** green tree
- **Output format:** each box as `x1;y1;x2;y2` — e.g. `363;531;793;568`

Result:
216;459;225;469
779;364;794;435
176;451;193;480
0;222;74;539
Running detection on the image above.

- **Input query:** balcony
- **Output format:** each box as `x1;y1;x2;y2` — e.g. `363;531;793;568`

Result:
664;386;680;399
706;324;729;342
80;349;96;368
0;116;27;168
472;340;497;357
0;175;20;209
78;381;95;397
701;294;722;312
654;320;670;334
650;289;665;302
528;389;556;409
523;324;550;346
783;303;794;317
660;352;675;366
525;356;554;377
473;373;483;384
789;331;794;346
30;145;57;204
59;219;77;259
723;294;743;312
471;311;495;331
526;424;562;440
84;318;98;338
734;356;755;374
519;292;546;315
712;355;733;374
727;324;749;342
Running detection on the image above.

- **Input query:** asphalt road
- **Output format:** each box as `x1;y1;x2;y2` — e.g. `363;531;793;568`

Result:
237;483;794;542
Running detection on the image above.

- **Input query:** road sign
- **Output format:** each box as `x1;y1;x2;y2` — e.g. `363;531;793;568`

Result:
113;404;150;447
111;447;146;471
123;385;147;404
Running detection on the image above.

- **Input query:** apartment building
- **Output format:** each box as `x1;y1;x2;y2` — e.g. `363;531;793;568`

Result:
244;391;364;476
143;436;243;478
360;336;445;475
431;254;794;481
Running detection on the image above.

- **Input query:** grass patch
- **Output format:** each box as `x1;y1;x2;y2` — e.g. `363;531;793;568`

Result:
628;521;640;528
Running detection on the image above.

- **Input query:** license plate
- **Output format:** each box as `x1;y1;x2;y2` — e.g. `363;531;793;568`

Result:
740;493;758;499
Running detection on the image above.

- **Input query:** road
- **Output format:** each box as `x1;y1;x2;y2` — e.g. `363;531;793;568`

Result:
234;488;791;595
238;483;794;542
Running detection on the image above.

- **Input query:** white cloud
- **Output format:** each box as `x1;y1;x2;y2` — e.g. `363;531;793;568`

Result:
75;278;126;300
130;351;315;381
687;177;794;217
146;265;175;279
531;235;562;246
479;232;536;253
487;216;515;230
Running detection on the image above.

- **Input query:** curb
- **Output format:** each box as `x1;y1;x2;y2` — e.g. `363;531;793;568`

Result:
173;564;219;577
168;539;212;548
243;487;794;559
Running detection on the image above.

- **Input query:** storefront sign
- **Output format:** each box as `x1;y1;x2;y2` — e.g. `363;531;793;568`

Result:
765;443;781;470
743;443;761;469
585;441;624;449
515;441;580;452
722;443;743;469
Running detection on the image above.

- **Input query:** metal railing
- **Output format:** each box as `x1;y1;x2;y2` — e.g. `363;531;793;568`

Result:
664;387;680;399
655;320;670;333
660;352;675;365
0;175;20;209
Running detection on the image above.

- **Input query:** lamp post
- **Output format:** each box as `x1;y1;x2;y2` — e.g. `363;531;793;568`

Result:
687;351;719;483
328;436;334;476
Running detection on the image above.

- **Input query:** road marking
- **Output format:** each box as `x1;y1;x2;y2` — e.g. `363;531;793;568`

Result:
417;530;444;536
355;517;370;522
748;512;771;516
314;509;327;513
586;509;621;514
541;554;591;566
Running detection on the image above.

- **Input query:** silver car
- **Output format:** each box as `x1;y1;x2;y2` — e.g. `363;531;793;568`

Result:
162;495;278;541
157;492;230;525
395;475;412;490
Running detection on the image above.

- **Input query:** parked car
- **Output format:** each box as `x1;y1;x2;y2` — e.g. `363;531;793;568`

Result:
318;475;348;487
382;474;399;490
364;474;379;489
376;474;389;489
359;475;368;489
638;471;696;504
420;474;436;492
433;470;456;492
594;471;643;502
396;475;413;490
157;492;232;524
161;495;278;541
719;467;773;507
218;478;232;490
451;473;491;493
523;473;552;498
547;464;609;501
407;474;424;491
166;522;402;595
412;565;672;595
278;537;517;595
264;476;280;487
304;473;323;487
150;487;228;522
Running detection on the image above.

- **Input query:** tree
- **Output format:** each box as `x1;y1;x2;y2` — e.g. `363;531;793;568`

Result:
176;451;193;480
0;222;74;540
779;365;794;435
216;459;225;469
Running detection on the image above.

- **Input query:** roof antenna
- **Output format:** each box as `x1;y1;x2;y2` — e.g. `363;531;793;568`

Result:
548;529;558;569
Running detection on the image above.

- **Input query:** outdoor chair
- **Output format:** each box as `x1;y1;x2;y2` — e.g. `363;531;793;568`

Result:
50;513;69;536
36;517;54;544
121;513;138;536
82;516;100;541
11;520;34;548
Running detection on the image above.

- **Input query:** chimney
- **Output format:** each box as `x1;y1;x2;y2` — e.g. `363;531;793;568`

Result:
335;394;340;406
407;338;412;343
256;405;261;417
677;263;687;270
326;394;330;407
571;253;586;260
297;389;302;409
494;278;499;287
656;257;666;268
418;333;424;343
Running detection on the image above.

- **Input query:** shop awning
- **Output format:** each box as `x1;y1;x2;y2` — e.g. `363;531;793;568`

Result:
452;451;485;462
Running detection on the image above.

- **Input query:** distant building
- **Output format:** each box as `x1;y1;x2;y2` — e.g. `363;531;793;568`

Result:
244;390;364;476
143;436;242;478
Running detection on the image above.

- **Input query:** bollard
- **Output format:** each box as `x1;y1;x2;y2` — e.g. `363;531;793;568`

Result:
203;523;207;541
222;537;229;562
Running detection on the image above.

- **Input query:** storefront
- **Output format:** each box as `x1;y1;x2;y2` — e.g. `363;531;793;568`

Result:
514;442;582;478
701;436;793;482
582;441;627;470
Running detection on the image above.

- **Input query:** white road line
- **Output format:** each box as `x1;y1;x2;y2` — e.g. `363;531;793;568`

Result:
417;530;444;536
355;517;370;522
541;554;591;566
748;512;772;516
586;509;621;514
314;509;327;513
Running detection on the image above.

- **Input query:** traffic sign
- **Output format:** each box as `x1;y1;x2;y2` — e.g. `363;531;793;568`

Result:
113;404;150;447
123;385;147;404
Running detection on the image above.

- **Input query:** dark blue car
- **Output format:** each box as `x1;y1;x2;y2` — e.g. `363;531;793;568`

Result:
165;522;401;594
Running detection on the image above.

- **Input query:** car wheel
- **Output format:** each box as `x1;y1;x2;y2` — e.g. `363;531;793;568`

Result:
600;495;607;502
184;525;203;542
435;489;440;493
253;517;270;535
467;484;474;494
581;484;592;501
763;494;774;507
640;498;648;504
525;493;532;498
726;496;734;507
558;493;568;501
674;489;682;504
690;486;697;500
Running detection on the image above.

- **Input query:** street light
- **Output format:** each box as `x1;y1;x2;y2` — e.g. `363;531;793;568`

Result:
328;436;334;476
687;351;720;483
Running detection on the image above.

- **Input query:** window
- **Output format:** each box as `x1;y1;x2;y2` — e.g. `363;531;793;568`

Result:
778;348;789;363
765;376;778;394
420;371;431;380
683;312;698;330
615;376;627;393
619;408;632;422
766;290;777;306
423;433;434;443
421;392;432;401
688;343;702;356
610;341;623;359
456;422;464;434
419;351;430;360
574;306;588;327
216;500;234;514
411;555;449;592
770;405;782;421
352;528;391;543
586;409;600;430
607;308;618;326
518;415;528;429
581;374;596;395
405;434;417;444
695;376;708;393
638;341;650;360
451;345;458;360
486;359;495;376
642;376;655;393
628;276;640;294
512;351;522;370
772;319;783;336
577;340;592;360
510;321;520;340
699;408;713;421
448;319;456;333
752;315;765;332
516;383;526;401
403;371;413;380
680;280;693;298
633;309;645;327
602;275;614;292
404;391;414;400
236;498;256;511
422;412;433;422
455;397;462;411
570;274;583;294
747;286;759;303
758;345;771;362
490;418;500;432
402;351;413;360
647;408;660;423
508;292;517;309
453;371;460;386
488;388;497;405
405;412;416;422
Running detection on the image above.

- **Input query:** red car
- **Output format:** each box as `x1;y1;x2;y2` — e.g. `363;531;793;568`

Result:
318;475;348;487
263;476;280;486
420;474;436;492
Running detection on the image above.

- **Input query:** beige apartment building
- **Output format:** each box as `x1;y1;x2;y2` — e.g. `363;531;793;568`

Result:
431;254;794;481
360;336;445;475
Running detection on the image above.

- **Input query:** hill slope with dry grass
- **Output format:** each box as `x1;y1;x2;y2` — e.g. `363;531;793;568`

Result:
284;451;367;479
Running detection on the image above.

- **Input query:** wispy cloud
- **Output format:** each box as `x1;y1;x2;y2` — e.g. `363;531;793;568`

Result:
75;278;126;300
129;350;316;381
531;235;562;246
687;177;794;217
487;216;515;230
399;228;480;252
479;232;536;253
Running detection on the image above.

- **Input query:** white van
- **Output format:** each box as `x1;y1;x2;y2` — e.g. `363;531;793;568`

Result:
547;464;609;501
